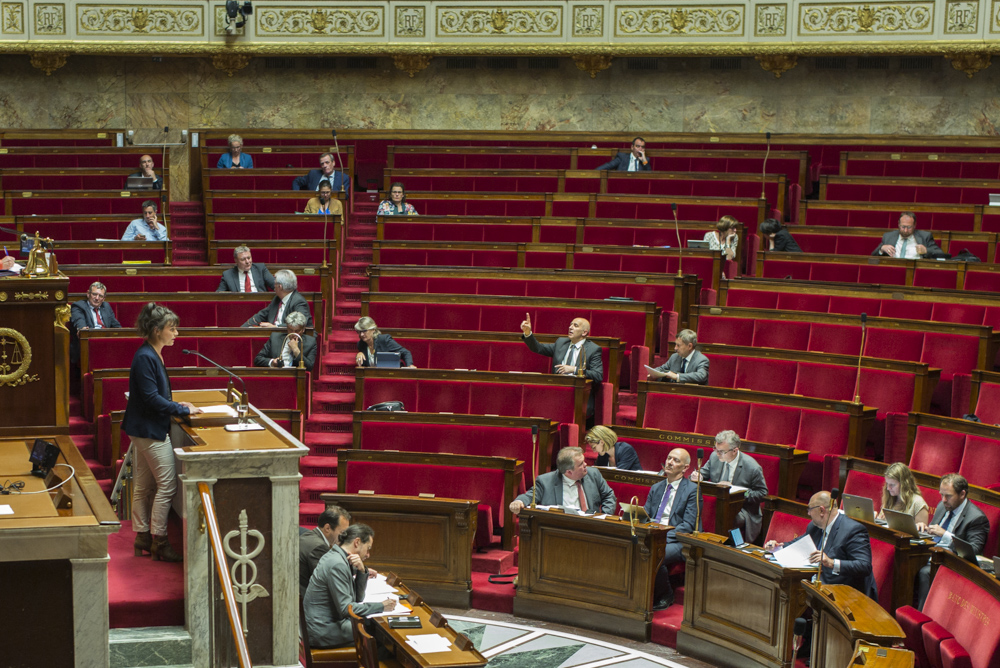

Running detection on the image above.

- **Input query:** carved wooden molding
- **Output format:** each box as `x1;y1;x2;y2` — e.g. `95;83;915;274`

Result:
212;51;250;76
392;53;431;77
947;53;990;78
29;51;66;74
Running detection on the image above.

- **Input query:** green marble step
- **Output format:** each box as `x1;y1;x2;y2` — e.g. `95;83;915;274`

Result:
109;627;191;668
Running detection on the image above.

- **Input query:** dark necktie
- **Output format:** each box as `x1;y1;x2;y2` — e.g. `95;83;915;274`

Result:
93;307;104;327
934;511;954;543
654;485;673;522
244;272;251;293
721;462;731;483
680;359;687;375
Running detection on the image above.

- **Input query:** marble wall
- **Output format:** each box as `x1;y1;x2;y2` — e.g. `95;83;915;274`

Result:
3;53;999;200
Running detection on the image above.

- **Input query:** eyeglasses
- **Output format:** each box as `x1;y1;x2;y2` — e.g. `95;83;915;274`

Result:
357;329;375;337
806;505;824;512
714;447;735;454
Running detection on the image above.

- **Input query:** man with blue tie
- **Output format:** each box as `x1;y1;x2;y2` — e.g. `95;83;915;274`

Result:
644;448;700;610
596;137;652;172
915;473;990;609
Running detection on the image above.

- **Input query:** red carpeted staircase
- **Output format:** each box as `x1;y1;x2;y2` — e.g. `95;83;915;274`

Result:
168;201;207;266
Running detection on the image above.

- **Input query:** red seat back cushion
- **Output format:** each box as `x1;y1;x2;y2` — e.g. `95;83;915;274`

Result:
642;393;699;432
734;357;796;394
693;398;751;438
764;511;811;545
843;470;887;514
958;434;1000;490
922;566;1000;668
910;427;966;476
746;404;801;446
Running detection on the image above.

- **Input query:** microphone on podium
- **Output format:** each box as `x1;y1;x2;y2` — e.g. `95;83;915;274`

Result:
694;448;704;533
530;425;538;509
853;313;867;404
182;349;254;425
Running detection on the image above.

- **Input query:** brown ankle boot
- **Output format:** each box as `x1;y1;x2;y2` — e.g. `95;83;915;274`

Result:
134;531;152;556
151;535;183;562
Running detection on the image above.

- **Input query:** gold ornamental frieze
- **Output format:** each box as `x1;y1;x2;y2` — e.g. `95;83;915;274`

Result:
799;1;933;34
77;4;202;34
615;5;744;36
2;2;24;33
945;0;977;32
990;0;1000;32
0;328;40;388
573;5;604;36
755;3;788;35
394;5;424;36
256;6;383;35
14;290;48;300
437;7;561;36
34;3;64;34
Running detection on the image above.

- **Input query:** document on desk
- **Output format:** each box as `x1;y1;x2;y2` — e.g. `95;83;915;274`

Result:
728;485;748;493
364;574;397;597
405;634;453;654
0;504;12;516
772;533;818;569
198;405;239;416
365;601;411;618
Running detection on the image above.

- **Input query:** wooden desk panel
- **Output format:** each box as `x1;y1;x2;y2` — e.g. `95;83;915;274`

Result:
803;582;905;668
320;494;476;608
513;508;667;641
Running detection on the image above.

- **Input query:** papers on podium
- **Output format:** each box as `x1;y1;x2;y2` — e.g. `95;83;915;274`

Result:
405;634;452;654
772;533;819;569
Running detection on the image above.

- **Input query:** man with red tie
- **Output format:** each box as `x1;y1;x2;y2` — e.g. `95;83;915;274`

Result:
644;448;701;610
242;269;313;328
71;282;122;332
216;245;275;293
509;446;616;516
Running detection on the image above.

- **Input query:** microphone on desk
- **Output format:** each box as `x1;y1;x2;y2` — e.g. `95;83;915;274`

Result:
181;349;254;424
672;202;683;278
331;129;347;193
793;616;807;653
530;425;538;509
695;448;704;534
761;131;772;201
853;313;867;404
628;495;640;544
815;488;839;586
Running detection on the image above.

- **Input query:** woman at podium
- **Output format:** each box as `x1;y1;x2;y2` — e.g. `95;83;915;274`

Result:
122;303;203;563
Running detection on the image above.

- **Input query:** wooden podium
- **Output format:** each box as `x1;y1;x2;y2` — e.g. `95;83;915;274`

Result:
0;274;71;434
676;533;817;668
320;493;478;608
802;582;905;668
0;435;119;668
168;389;308;668
513;507;668;640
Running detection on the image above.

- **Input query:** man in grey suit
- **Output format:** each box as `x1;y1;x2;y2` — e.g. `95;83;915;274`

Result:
304;523;396;648
520;313;603;418
647;329;710;384
242;269;313;328
596;137;652;172
254;312;317;372
644;448;701;610
299;505;351;597
871;211;944;259
509;446;616;515
217;245;275;293
690;431;768;542
915;473;990;609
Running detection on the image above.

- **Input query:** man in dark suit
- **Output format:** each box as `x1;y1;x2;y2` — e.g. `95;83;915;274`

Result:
242;269;313;328
217;245;275;293
254;312;317;372
520;313;603;417
647;329;709;384
644;448;700;610
292;152;351;193
596;137;651;172
915;473;990;609
70;281;122;363
690;430;768;542
299;505;351;597
871;211;944;259
510;446;616;515
126;154;163;190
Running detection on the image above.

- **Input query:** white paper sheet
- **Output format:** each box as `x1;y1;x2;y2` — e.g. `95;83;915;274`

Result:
0;504;12;515
198;405;239;416
405;634;452;654
772;533;819;569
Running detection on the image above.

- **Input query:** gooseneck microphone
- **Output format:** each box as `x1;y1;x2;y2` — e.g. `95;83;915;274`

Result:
853;313;867;404
182;349;253;424
672;202;683;278
815;487;840;586
761;131;772;200
331;129;346;193
530;425;538;509
695;448;704;534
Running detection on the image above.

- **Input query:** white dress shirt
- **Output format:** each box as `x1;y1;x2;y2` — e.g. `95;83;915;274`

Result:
658;478;682;525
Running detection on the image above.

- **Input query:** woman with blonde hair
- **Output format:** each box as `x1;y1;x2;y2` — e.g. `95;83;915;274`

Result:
877;462;929;526
217;133;253;169
585;425;640;471
703;215;739;262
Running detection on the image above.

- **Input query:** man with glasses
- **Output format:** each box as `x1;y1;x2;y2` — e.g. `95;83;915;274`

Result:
596;137;652;172
765;490;877;599
70;281;122;363
872;211;943;259
690;430;768;542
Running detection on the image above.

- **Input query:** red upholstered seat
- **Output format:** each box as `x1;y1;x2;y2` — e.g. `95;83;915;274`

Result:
734;357;796;394
793;362;856;401
723;289;779;309
776;293;829;313
642;394;699;432
752;319;810;351
796;409;850;496
910;427;966;476
808;323;862;356
896;605;933;668
864;328;923;362
693;398;750;438
810;263;861;283
746;404;801;447
970;500;1000;559
914;269;960;289
827;295;882;317
964;271;1000;293
707;355;737;388
958;435;1000;490
923;621;956;668
869;534;897;612
921;565;1000;667
974;382;1000;424
698;315;754;346
468;383;523;415
842;470;886;515
763;511;810;545
940;639;974;668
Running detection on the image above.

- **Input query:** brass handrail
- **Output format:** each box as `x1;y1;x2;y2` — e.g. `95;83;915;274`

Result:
198;481;253;668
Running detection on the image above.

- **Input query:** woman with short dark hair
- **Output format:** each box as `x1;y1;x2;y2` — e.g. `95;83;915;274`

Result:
759;218;802;252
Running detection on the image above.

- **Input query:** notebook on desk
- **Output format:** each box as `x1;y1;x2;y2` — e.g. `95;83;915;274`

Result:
126;176;156;190
375;352;401;368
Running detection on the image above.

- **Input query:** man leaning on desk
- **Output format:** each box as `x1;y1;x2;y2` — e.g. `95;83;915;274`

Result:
303;523;395;649
509;446;616;516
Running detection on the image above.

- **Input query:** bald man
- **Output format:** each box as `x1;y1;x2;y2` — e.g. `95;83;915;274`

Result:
766;491;877;600
644;448;700;610
520;313;603;417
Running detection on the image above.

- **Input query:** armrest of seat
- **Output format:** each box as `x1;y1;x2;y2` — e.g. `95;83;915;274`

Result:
940;638;973;668
594;381;614;426
896;605;932;668
701;288;718;307
628;345;650;394
951;373;972;419
883;412;910;464
923;620;956;668
789;184;802;223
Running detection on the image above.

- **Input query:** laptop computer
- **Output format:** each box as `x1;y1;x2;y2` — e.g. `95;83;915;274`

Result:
883;508;933;539
841;494;876;524
686;239;710;250
126;175;156;190
989;193;1000;207
950;535;979;564
374;351;402;368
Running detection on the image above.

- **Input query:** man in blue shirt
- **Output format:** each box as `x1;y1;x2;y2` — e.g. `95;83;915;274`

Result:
122;200;169;241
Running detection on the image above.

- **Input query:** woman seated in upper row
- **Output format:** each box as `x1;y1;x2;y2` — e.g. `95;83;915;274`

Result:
377;182;419;216
759;218;802;253
703;215;739;262
877;462;930;526
585;425;640;471
354;316;416;368
216;133;254;169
